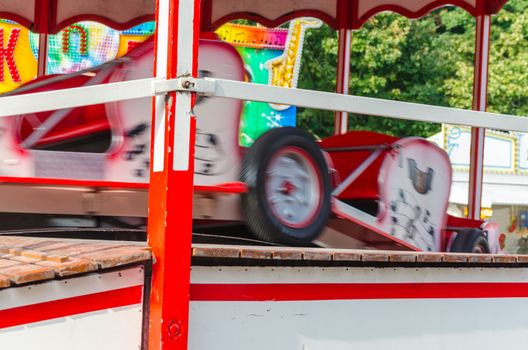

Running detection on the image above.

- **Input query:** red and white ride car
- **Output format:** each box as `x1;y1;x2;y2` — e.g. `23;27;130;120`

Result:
0;37;502;253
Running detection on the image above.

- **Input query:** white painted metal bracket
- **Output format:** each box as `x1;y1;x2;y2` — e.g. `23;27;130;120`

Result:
152;77;216;96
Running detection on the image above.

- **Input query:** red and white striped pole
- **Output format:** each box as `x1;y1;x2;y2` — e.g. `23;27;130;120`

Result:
148;0;200;348
37;33;48;76
35;0;50;77
467;15;491;220
334;28;351;135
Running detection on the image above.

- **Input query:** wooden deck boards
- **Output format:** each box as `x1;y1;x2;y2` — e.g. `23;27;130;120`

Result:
191;244;528;266
0;236;151;289
1;236;527;289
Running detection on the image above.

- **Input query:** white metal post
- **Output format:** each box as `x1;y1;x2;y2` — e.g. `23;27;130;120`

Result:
334;28;351;135
468;15;491;220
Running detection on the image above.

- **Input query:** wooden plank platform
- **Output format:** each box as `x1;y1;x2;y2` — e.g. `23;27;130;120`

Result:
2;236;527;290
191;244;528;267
0;236;151;289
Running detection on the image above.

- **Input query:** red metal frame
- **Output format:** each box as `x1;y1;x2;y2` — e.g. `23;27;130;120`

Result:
51;15;155;34
206;10;338;32
13;0;156;34
35;0;51;76
0;0;505;34
468;15;491;220
200;0;507;31
194;182;247;194
37;33;49;76
351;0;490;29
147;0;200;349
0;1;507;347
334;28;351;135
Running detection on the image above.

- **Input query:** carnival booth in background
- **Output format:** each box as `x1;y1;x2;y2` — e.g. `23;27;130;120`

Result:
431;126;528;253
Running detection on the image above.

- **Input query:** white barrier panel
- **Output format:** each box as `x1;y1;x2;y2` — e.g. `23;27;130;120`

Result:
0;266;146;350
189;266;528;350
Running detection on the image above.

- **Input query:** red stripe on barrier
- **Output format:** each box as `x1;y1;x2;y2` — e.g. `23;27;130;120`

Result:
190;283;528;301
0;285;142;329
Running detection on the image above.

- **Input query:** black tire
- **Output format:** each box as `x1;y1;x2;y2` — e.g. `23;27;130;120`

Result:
240;127;331;245
450;229;490;254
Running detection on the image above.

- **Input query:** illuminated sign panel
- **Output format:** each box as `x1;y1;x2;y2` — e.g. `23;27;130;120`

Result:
0;21;37;93
0;20;154;93
216;20;321;146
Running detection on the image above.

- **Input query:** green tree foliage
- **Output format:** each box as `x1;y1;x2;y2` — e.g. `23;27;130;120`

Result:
489;0;528;116
297;0;528;138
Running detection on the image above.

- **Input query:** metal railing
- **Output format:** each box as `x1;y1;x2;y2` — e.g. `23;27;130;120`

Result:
1;77;527;134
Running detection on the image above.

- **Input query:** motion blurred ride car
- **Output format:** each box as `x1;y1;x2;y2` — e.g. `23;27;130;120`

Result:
0;38;502;253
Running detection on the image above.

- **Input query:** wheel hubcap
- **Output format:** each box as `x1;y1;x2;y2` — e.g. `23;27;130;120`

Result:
265;147;321;228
